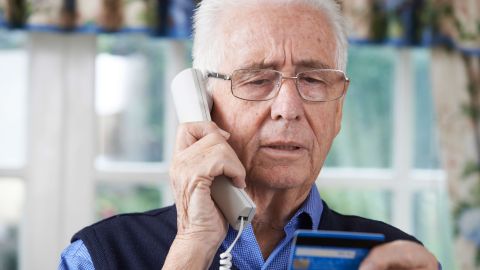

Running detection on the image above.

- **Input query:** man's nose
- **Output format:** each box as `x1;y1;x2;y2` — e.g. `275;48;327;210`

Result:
270;78;304;121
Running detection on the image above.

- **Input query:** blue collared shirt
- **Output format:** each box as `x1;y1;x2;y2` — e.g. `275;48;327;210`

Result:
58;185;323;269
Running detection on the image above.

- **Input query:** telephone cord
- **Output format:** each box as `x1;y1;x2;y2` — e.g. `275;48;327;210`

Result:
219;218;246;270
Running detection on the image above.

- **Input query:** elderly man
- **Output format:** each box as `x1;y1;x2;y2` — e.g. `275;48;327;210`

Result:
59;0;439;269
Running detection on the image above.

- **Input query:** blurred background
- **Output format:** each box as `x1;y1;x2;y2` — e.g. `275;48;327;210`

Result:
0;0;479;269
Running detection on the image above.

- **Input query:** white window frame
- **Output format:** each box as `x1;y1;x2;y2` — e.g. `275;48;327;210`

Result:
0;35;446;270
0;168;24;177
318;50;446;234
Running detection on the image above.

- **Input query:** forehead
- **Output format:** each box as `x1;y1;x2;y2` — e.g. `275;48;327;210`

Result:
218;2;337;71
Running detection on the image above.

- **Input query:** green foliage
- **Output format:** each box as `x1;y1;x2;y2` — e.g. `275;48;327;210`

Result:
453;18;465;38
453;202;470;235
420;0;453;33
462;161;480;178
5;0;28;28
461;103;480;122
145;0;158;29
452;12;478;41
96;184;161;219
370;2;388;41
476;247;480;267
467;82;477;96
475;185;480;206
24;0;32;18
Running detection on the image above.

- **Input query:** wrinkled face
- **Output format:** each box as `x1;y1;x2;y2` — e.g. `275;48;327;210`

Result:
211;3;346;190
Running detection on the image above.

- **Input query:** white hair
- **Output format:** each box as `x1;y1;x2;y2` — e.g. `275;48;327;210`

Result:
192;0;348;75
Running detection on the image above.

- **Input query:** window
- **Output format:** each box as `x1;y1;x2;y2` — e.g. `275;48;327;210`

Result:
0;29;27;270
319;46;453;269
0;30;27;167
7;33;193;269
0;31;454;269
96;34;168;163
94;35;192;219
326;46;395;168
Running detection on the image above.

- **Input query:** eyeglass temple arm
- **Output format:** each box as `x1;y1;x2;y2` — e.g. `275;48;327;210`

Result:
207;72;231;81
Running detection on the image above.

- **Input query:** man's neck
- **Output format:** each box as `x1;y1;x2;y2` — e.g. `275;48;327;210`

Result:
246;183;312;259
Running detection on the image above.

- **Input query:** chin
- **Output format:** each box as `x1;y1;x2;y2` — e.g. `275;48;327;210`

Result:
247;167;312;190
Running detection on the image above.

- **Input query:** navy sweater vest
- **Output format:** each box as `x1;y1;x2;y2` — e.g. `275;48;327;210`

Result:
72;201;419;270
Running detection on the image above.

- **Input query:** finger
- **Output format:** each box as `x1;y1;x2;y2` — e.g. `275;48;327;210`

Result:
359;240;437;270
174;121;230;154
207;143;246;188
171;132;245;190
181;133;246;188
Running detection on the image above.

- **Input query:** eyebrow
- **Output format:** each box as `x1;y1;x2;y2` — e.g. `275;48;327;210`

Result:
238;60;275;70
238;59;334;70
296;59;333;70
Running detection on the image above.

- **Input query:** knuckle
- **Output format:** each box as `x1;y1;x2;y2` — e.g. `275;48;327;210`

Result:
206;121;219;130
207;163;221;179
176;122;203;135
176;123;189;134
208;132;224;142
212;144;230;160
216;142;229;152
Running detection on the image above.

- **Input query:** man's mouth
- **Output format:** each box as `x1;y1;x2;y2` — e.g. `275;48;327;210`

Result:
260;142;306;159
262;141;306;152
266;145;301;151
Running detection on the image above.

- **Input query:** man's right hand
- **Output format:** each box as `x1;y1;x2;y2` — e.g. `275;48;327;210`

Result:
163;121;246;269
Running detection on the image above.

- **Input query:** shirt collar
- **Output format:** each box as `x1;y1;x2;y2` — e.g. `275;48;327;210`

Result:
286;184;323;230
219;185;324;269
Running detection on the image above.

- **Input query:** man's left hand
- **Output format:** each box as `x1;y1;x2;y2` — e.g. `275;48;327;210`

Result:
359;240;439;270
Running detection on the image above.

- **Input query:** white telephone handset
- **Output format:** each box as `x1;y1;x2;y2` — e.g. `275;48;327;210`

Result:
171;68;256;230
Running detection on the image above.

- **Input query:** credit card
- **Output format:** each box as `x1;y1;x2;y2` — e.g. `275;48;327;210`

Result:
288;230;385;270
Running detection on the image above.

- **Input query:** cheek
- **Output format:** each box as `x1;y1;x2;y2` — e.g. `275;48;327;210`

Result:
308;105;340;161
212;98;266;164
211;86;240;131
228;109;264;163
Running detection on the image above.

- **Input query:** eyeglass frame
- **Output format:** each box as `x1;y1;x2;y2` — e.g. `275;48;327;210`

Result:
206;68;350;102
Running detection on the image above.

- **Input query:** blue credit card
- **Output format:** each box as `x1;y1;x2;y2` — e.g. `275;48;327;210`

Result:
288;230;385;270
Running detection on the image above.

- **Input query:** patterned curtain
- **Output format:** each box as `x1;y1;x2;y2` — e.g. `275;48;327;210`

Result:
429;0;480;269
432;49;480;270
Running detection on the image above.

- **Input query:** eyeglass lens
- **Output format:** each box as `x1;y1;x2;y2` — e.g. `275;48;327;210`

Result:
231;69;346;101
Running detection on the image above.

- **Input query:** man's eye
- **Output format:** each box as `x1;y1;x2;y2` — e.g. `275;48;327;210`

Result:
248;79;272;86
302;77;327;84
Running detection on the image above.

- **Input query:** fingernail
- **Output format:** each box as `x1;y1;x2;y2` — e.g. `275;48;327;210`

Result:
238;180;246;189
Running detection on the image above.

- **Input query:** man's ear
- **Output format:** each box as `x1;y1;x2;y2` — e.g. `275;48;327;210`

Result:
334;81;349;135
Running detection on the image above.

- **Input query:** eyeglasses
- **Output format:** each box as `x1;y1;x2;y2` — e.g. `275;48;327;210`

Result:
207;69;349;102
